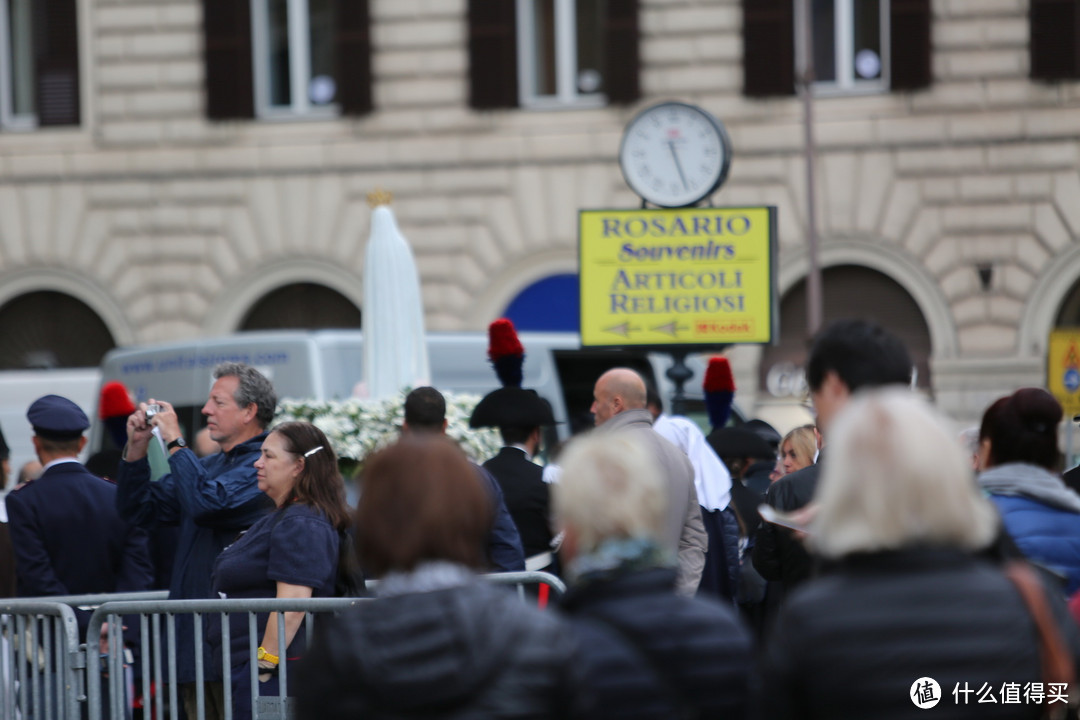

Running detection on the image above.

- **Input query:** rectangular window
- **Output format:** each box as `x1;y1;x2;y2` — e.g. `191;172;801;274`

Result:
251;0;338;118
800;0;888;94
516;0;606;108
0;0;37;129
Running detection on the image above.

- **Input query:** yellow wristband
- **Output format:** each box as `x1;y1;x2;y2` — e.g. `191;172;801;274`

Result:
256;647;279;665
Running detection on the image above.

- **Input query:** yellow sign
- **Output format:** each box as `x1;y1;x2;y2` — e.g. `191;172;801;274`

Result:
1048;329;1080;415
578;206;777;347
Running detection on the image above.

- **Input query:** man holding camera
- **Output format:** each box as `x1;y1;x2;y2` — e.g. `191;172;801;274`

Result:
116;362;276;720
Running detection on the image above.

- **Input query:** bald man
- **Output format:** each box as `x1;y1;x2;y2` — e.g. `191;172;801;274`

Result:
591;368;708;595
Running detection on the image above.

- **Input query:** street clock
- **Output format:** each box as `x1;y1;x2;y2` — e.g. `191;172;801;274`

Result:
618;101;733;208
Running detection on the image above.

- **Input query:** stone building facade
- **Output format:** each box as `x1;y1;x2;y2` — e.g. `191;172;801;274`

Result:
0;0;1078;425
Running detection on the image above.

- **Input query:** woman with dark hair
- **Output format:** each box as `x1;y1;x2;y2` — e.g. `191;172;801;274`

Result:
977;387;1080;593
295;434;586;719
211;421;351;720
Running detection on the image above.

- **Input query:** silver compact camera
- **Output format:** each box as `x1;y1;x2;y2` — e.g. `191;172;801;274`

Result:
145;403;162;421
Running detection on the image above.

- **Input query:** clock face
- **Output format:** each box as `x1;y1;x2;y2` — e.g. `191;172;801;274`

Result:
618;102;732;208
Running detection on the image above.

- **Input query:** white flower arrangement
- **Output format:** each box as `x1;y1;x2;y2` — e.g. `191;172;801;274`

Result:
275;391;502;475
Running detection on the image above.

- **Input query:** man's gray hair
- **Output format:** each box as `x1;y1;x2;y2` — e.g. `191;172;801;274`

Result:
213;362;277;429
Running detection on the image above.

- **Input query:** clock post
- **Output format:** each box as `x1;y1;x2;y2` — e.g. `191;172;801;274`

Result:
616;101;736;416
665;349;696;417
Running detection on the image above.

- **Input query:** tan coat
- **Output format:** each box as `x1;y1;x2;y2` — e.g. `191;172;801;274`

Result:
598;409;707;595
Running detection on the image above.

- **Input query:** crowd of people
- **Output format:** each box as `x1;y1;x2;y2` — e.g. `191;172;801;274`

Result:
2;316;1080;719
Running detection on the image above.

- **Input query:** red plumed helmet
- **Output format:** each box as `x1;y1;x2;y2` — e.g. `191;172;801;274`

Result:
99;381;135;419
703;357;735;393
488;318;524;362
703;356;735;428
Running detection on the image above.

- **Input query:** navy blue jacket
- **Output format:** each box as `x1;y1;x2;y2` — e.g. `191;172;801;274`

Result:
991;494;1080;594
475;463;526;572
116;434;273;681
561;567;753;719
7;460;154;629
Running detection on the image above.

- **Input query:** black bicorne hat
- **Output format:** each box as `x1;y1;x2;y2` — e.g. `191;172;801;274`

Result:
468;318;557;429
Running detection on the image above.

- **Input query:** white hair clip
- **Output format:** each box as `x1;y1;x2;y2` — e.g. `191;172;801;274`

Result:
303;445;324;458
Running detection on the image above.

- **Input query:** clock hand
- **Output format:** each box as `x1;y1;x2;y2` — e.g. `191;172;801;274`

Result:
667;140;689;190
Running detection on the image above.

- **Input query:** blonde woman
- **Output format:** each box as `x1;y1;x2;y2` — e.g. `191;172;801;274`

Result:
778;425;817;477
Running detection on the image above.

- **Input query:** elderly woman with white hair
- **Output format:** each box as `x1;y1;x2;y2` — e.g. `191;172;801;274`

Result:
758;389;1080;719
556;431;752;719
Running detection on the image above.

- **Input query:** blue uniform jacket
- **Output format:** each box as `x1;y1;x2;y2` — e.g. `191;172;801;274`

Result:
7;460;154;631
116;433;273;682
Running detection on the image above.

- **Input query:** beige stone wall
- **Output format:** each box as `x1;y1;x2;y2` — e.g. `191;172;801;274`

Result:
0;0;1077;421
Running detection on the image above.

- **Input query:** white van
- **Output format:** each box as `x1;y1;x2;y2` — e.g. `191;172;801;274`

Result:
0;368;101;488
88;330;732;455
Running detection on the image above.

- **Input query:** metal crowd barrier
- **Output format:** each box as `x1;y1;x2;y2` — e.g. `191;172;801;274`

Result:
2;571;565;720
0;600;82;720
87;571;564;720
88;597;365;720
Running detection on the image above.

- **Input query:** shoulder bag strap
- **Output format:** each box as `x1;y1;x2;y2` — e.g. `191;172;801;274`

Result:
1003;561;1077;719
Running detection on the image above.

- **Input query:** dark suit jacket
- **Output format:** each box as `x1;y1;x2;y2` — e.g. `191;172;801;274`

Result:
6;460;154;606
483;447;553;558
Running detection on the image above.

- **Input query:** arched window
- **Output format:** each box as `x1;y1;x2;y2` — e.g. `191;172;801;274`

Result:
0;291;116;368
239;282;362;330
1054;278;1080;328
760;266;932;398
503;273;579;332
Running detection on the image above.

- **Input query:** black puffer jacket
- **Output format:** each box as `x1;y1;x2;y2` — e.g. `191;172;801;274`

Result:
295;577;586;719
561;567;753;719
759;548;1080;719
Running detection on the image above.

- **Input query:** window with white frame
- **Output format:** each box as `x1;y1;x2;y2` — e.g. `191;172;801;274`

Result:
251;0;338;117
516;0;606;108
0;0;37;129
803;0;889;94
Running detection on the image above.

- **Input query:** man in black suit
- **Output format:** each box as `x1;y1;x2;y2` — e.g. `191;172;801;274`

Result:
6;394;153;628
471;387;557;571
483;424;553;567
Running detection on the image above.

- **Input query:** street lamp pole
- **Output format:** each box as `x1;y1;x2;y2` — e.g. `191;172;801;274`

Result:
799;0;824;337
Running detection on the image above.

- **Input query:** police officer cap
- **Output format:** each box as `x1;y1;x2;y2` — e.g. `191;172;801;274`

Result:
28;395;90;441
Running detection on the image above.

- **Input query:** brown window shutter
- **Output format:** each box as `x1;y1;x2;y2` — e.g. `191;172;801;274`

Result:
604;0;640;105
890;0;931;90
336;0;372;115
742;0;795;97
203;0;255;120
34;0;80;126
1031;0;1080;80
468;0;518;109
